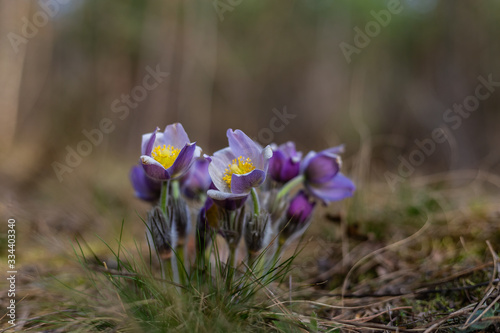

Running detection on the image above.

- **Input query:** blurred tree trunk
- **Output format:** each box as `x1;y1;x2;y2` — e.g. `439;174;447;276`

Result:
0;1;30;153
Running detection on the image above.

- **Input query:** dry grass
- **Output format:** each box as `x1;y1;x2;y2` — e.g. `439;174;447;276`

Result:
1;161;500;331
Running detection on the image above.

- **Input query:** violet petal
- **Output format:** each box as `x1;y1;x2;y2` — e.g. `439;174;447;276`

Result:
227;129;263;167
143;129;159;156
287;190;316;225
163;123;190;149
140;155;171;180
207;147;235;193
280;158;300;182
300;151;316;174
269;149;285;181
207;189;248;210
130;165;161;201
305;153;340;184
231;169;266;194
180;158;211;199
280;141;299;158
167;142;197;179
324;144;345;155
306;173;355;204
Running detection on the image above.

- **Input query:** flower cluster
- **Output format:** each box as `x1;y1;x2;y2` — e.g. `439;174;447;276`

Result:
130;123;355;283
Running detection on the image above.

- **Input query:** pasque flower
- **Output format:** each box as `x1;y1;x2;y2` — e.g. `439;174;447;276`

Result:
132;123;357;283
301;145;355;203
278;190;316;242
130;165;161;202
268;142;302;183
286;190;315;226
140;123;201;181
206;129;273;209
179;158;212;200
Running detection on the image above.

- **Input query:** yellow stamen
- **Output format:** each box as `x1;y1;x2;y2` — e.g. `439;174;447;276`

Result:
223;156;255;188
151;145;180;169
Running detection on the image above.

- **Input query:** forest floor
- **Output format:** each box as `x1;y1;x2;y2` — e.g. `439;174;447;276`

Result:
1;161;500;332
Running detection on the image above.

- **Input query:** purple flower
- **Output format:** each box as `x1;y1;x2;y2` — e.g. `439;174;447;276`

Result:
130;165;161;202
286;190;316;226
301;145;355;203
207;182;248;211
278;190;316;240
179;158;212;200
140;123;201;181
268;142;302;183
206;129;273;210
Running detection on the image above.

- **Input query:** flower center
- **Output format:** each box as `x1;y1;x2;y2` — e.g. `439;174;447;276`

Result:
151;145;181;169
223;156;256;188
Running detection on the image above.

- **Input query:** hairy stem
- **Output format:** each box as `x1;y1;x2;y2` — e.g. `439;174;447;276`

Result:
160;181;169;215
171;180;180;201
176;244;187;286
226;244;238;290
251;188;260;217
276;175;304;202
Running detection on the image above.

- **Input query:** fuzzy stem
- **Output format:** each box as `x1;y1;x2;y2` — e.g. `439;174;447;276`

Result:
251;188;260;217
271;237;286;267
226;244;238;290
176;244;187;285
164;257;176;287
248;251;261;273
254;252;267;278
171;180;180;201
231;246;238;269
198;193;207;205
248;251;257;267
160;181;169;215
195;245;206;274
276;175;304;201
170;251;180;286
195;230;206;272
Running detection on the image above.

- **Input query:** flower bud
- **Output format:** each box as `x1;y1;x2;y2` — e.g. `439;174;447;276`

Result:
278;190;316;243
268;142;302;183
147;206;172;260
170;197;190;247
219;205;247;248
244;210;271;256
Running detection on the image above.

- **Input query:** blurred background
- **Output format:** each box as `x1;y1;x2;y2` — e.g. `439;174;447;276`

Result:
1;0;499;245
